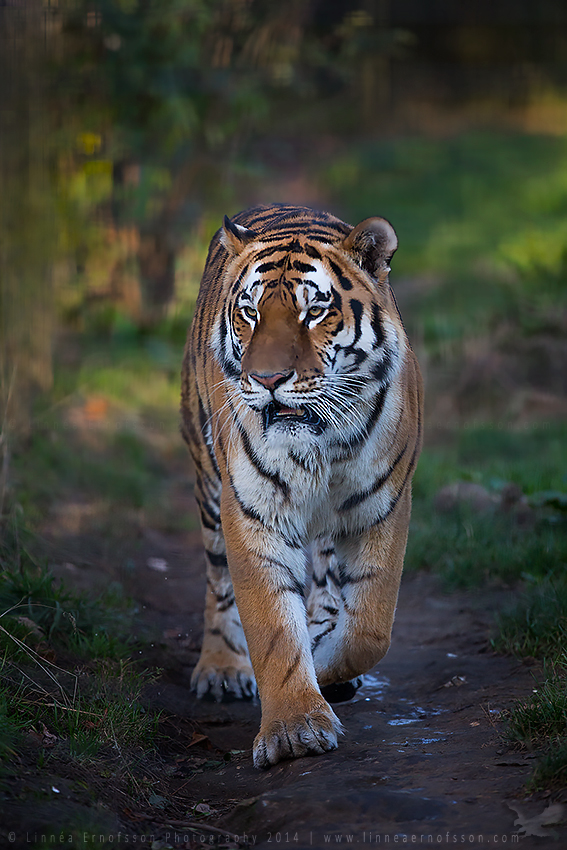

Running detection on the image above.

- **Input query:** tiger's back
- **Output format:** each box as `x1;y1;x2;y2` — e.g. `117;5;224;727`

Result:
181;204;422;768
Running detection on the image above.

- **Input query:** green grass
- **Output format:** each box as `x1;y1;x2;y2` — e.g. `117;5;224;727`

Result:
321;132;567;353
494;577;567;660
0;527;158;775
0;522;132;659
12;427;164;517
505;659;567;790
407;423;567;589
7;329;193;534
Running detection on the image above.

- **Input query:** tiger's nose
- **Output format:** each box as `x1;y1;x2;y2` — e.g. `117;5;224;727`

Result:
250;371;293;391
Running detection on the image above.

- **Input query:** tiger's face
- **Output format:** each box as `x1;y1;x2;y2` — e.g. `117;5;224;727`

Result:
213;216;404;445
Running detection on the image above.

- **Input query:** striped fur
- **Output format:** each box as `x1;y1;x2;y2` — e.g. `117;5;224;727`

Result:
181;205;423;768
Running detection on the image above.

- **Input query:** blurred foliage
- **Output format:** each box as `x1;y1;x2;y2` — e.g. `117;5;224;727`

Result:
322;133;567;351
1;0;414;431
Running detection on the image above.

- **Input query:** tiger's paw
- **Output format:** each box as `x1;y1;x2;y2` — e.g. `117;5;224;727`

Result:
191;661;256;701
252;703;343;769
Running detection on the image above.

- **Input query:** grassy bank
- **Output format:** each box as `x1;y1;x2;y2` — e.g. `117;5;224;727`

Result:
407;423;567;788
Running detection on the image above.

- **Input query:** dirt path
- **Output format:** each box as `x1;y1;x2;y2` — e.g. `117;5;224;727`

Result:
5;517;565;849
113;527;565;849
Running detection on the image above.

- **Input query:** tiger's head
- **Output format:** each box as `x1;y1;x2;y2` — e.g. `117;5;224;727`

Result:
213;213;406;446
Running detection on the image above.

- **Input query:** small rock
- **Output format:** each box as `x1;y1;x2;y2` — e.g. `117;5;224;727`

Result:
434;482;497;514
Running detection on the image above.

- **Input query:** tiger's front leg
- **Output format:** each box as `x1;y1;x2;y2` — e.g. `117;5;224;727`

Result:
190;509;255;700
221;490;342;769
312;490;411;688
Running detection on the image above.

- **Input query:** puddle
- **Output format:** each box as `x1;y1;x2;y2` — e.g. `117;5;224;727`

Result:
387;704;447;726
388;716;422;726
387;735;448;746
356;671;390;701
387;705;426;725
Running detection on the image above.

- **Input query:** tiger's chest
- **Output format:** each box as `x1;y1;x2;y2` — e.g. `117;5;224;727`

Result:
227;413;398;543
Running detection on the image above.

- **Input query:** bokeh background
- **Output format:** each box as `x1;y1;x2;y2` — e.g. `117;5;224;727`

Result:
2;0;567;576
1;0;567;806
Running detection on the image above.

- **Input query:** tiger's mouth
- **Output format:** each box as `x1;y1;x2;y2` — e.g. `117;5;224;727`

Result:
262;401;325;433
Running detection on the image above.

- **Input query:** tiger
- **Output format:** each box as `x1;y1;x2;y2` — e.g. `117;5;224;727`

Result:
181;204;423;769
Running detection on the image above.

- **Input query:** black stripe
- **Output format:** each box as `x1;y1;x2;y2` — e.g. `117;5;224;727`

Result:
227;471;302;547
218;310;240;380
264;626;284;661
264;557;305;596
349;298;363;344
259;230;338;244
336;564;376;587
281;651;301;686
370;349;393;383
311;623;336;652
371;303;385;348
293;260;317;273
200;509;219;531
199;497;221;525
209;628;246;656
305;244;322;260
237;421;290;497
253;245;280;261
331;287;342;312
230;264;250;295
256;260;284;272
339;440;409;512
368;402;423;529
206;579;235;608
226;445;303;544
205;550;229;568
311;566;338;588
333;384;389;454
329;259;353;291
233;488;267;526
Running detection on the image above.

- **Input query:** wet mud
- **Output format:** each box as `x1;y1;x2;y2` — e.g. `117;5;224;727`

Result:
5;520;565;849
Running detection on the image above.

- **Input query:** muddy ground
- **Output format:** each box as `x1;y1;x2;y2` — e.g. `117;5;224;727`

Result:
3;507;566;850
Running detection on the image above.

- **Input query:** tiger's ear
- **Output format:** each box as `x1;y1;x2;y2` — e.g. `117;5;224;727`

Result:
342;217;398;280
221;215;258;255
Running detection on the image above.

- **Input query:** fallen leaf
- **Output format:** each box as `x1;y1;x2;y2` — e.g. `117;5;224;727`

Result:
508;802;565;838
194;802;214;815
15;616;44;639
188;731;211;748
83;395;109;422
41;724;58;747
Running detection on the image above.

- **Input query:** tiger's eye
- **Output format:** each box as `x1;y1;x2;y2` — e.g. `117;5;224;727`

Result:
242;305;258;320
306;306;326;320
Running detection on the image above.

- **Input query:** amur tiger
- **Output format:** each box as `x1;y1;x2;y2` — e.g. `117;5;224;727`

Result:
181;204;423;769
